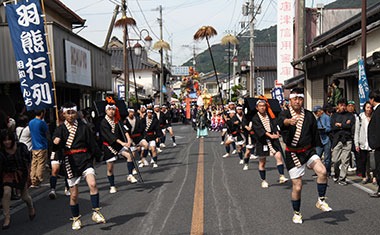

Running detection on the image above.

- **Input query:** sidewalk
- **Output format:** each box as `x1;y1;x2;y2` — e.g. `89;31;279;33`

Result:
346;170;377;193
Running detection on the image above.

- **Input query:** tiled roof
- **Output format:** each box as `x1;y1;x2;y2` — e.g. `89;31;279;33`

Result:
108;47;156;71
254;43;277;67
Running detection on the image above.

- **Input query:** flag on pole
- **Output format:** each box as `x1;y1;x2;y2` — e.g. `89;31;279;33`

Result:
5;0;55;111
358;58;370;112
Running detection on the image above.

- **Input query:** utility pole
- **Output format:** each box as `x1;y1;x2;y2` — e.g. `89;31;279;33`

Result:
232;42;237;87
361;0;367;64
122;0;129;104
249;0;255;97
103;5;119;50
192;45;197;70
159;5;164;105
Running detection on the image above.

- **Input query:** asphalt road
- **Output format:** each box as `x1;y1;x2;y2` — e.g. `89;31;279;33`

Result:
2;123;380;235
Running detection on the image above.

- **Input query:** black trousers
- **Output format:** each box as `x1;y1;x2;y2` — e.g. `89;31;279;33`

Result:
375;149;380;191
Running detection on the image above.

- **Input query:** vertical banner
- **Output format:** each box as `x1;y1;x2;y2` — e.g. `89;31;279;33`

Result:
185;97;191;119
358;59;370;112
5;0;54;111
277;0;294;84
271;87;284;106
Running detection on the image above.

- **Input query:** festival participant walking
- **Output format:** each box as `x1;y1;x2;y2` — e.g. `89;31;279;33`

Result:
160;105;177;147
124;108;149;168
252;99;288;188
0;130;36;230
278;88;332;224
142;109;161;168
100;98;137;193
48;110;70;199
235;105;247;164
52;103;105;230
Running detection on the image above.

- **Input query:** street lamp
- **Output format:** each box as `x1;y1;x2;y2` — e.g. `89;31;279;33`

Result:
133;29;152;55
128;29;153;105
221;34;239;101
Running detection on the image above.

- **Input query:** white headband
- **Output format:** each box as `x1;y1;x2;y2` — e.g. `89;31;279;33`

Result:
105;104;116;110
256;99;266;105
62;106;77;113
128;108;135;112
289;94;304;99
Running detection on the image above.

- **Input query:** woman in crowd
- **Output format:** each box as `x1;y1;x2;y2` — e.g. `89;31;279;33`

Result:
0;130;35;230
196;105;208;138
354;101;373;184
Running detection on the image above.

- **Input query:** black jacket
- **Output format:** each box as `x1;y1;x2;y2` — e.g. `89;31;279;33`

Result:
368;105;380;149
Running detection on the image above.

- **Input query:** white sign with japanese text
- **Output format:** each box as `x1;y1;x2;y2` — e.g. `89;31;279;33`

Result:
277;0;294;84
65;40;92;86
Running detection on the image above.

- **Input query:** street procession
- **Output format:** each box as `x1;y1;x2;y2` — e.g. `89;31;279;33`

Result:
1;0;380;234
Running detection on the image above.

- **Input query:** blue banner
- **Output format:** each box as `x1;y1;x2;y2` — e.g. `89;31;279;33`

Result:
5;0;54;111
271;87;284;105
358;59;370;112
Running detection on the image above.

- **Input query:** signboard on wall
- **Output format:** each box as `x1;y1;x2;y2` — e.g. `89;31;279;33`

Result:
171;66;190;76
256;77;264;95
277;0;294;84
65;40;91;86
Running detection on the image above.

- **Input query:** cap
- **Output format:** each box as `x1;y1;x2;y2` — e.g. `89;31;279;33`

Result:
312;105;322;112
348;100;355;105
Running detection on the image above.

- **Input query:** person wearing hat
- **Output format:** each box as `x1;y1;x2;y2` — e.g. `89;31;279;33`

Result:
252;99;288;187
313;105;332;177
52;102;105;230
278;88;332;224
141;109;162;168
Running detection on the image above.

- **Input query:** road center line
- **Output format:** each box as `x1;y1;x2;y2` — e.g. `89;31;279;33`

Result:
190;138;204;235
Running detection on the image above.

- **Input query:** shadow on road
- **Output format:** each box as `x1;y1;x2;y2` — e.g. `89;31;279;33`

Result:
306;209;355;225
99;212;147;231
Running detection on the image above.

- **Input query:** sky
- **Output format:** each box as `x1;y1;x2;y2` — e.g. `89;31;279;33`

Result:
61;0;336;65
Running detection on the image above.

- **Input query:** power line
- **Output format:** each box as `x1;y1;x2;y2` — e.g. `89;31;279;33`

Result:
227;0;238;30
134;0;160;40
74;0;105;12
